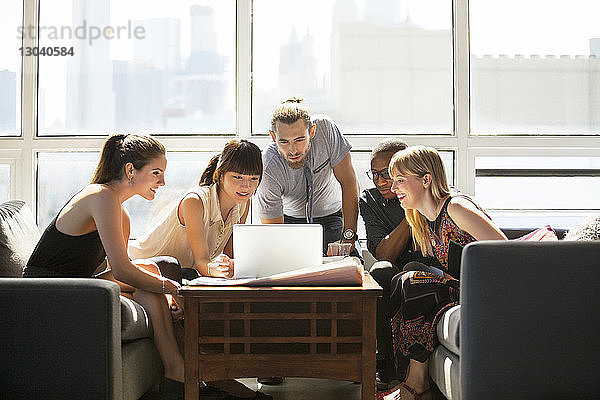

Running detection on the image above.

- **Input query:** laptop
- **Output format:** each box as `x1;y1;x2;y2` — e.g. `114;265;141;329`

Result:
233;224;323;279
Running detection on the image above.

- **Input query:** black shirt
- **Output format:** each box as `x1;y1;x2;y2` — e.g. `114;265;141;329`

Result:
26;215;106;277
359;187;426;267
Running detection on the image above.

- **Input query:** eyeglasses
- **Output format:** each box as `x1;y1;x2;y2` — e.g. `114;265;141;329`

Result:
366;169;391;181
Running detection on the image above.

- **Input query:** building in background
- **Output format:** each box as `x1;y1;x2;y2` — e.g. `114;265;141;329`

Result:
0;70;16;132
66;0;115;132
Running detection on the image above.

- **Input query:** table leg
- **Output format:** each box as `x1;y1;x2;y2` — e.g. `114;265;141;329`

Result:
361;297;377;400
184;297;199;399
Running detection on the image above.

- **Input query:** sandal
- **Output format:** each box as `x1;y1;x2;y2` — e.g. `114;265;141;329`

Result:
381;382;431;400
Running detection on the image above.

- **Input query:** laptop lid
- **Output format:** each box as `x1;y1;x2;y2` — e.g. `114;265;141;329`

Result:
233;224;323;279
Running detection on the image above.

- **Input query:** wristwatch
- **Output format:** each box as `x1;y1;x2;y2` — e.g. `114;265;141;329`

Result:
342;228;358;242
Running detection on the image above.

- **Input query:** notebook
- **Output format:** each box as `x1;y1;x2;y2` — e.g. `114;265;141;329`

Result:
233;224;323;279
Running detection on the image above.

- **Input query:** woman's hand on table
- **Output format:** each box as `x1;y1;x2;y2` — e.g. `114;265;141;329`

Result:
207;254;234;278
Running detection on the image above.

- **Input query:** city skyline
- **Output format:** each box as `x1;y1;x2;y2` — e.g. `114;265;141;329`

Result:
2;0;600;135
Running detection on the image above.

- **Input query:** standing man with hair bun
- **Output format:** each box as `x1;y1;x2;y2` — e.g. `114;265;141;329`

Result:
256;98;362;259
254;98;362;386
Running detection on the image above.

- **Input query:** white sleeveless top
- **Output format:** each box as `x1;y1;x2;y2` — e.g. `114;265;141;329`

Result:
128;184;249;268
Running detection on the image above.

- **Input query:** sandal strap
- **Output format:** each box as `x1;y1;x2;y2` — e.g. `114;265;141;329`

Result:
399;383;431;400
378;382;431;400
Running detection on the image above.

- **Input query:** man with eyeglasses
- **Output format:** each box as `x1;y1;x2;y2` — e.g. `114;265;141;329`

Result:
359;138;440;390
256;98;362;259
360;138;415;267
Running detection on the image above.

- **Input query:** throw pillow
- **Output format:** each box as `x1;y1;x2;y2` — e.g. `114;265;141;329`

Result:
564;215;600;241
515;225;558;241
0;200;41;277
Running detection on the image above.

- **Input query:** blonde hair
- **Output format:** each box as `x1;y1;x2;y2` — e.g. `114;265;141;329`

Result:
389;145;451;256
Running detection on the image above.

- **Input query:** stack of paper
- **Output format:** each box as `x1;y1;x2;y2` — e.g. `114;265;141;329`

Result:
187;257;364;287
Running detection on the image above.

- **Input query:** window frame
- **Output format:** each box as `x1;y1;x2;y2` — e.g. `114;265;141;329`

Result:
2;0;598;228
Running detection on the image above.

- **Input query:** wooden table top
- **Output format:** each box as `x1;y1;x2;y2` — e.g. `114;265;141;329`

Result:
179;272;382;297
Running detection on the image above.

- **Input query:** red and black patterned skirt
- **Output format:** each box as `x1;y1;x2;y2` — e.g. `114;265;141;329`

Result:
389;262;459;364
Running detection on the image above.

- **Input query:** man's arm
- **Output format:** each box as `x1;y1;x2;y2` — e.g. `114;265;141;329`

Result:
332;152;359;236
359;193;410;261
375;219;411;262
261;216;284;224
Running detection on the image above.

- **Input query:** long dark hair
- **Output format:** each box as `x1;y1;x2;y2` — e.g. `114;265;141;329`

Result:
199;140;262;187
91;134;166;184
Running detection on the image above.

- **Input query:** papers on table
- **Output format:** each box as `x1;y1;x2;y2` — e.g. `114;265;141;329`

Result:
187;257;364;287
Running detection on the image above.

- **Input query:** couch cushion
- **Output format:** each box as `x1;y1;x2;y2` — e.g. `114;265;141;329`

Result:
122;338;163;400
120;296;153;341
436;304;460;356
0;200;40;277
430;345;461;400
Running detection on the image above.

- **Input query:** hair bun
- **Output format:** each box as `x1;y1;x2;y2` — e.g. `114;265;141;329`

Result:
283;97;303;104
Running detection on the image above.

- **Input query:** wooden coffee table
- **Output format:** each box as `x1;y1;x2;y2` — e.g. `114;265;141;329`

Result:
180;273;382;400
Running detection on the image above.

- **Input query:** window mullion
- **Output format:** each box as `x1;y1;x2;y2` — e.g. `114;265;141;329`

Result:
453;0;472;194
20;0;38;210
237;0;252;139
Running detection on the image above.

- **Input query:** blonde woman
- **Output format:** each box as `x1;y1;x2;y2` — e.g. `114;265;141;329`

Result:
382;146;506;400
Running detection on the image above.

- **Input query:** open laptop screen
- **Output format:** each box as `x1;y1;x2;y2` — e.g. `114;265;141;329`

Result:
233;224;323;279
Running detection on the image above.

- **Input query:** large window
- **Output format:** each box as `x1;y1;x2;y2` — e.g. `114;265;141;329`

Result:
1;1;22;136
475;156;600;228
3;0;599;239
469;0;600;229
252;0;453;134
470;0;600;135
38;0;236;135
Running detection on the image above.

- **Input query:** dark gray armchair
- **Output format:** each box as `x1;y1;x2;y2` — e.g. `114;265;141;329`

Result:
0;200;163;400
461;240;600;399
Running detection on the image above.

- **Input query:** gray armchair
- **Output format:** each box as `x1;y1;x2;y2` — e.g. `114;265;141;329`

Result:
460;240;600;399
0;200;163;400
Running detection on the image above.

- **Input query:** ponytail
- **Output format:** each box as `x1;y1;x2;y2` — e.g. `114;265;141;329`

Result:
199;154;221;186
91;134;127;184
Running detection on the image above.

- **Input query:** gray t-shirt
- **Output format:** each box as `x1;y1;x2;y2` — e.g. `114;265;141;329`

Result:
257;114;352;220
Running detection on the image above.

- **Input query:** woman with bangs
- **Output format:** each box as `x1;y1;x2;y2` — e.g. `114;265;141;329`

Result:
380;146;506;400
129;139;269;399
130;139;263;280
